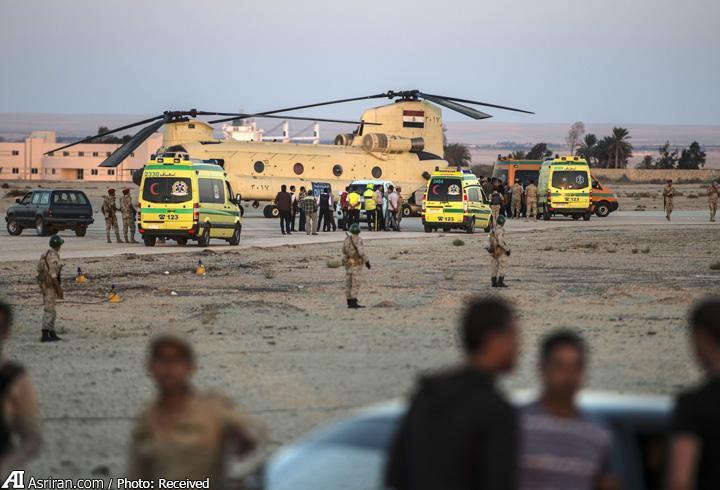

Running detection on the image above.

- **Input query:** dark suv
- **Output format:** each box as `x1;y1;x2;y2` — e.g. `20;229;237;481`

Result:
5;189;94;237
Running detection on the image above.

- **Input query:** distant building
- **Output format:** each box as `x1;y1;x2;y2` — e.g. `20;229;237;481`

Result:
0;131;162;181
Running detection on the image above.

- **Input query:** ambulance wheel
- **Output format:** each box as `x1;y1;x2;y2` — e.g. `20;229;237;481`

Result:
542;210;551;221
465;218;476;234
228;224;241;245
424;224;433;233
197;225;211;247
143;236;157;247
176;238;188;246
572;214;581;220
595;201;610;217
583;212;591;221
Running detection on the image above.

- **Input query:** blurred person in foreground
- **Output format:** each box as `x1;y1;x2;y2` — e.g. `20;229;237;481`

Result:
519;330;616;490
129;335;265;489
0;301;42;477
669;298;720;490
384;297;520;490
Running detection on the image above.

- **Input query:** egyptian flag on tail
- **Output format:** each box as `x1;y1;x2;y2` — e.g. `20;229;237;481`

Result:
402;110;425;128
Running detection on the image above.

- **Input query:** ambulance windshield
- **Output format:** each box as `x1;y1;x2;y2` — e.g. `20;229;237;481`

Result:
142;177;193;204
552;171;589;190
427;178;463;202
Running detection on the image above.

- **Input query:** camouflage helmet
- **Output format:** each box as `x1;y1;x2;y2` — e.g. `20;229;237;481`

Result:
496;215;506;226
348;223;361;235
49;234;64;248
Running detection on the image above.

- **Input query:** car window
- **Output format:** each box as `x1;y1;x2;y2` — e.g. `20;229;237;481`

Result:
39;192;50;205
20;193;32;204
198;178;225;204
142;177;193;204
225;182;235;202
467;187;479;202
552;170;590;190
427;178;463;202
53;191;89;205
31;193;42;204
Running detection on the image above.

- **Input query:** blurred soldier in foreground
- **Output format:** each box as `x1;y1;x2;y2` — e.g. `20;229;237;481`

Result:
519;330;616;490
385;297;520;490
121;188;138;244
669;298;720;490
524;180;538;220
663;179;675;221
511;179;522;218
0;301;42;477
37;235;64;342
708;181;719;222
102;188;123;243
129;335;264;489
342;223;370;308
488;215;511;288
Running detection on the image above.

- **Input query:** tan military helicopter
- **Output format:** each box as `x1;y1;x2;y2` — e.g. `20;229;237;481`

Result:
49;90;532;217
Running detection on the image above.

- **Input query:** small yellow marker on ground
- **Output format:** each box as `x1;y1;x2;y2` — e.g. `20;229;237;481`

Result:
108;284;122;303
75;267;87;284
195;260;206;276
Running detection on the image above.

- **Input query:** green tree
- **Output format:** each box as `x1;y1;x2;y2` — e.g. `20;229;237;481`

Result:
444;143;472;166
656;141;679;169
636;155;655;169
510;150;526;159
526;143;552;160
607;127;633;168
594;136;613;168
677;141;706;169
576;134;598;166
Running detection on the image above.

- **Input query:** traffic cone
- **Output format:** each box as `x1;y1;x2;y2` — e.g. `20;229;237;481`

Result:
195;260;206;276
75;267;87;284
107;284;122;303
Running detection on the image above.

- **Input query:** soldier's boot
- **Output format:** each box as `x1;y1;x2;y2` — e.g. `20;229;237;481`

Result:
106;232;112;244
491;277;498;288
130;232;138;243
124;232;130;243
498;276;508;288
49;330;62;341
41;330;59;342
349;298;365;309
116;231;124;243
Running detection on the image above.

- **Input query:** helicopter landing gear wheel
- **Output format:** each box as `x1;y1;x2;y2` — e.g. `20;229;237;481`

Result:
263;205;279;218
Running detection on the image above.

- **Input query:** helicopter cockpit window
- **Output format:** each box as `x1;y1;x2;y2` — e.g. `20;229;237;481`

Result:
294;163;304;175
371;166;382;179
254;161;265;173
332;164;343;177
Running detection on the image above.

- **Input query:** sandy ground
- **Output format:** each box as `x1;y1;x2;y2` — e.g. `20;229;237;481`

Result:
0;213;718;477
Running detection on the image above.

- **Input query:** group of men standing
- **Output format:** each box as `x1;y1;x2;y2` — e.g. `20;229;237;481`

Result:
341;184;404;232
484;177;539;223
102;187;137;243
274;185;339;235
663;179;720;222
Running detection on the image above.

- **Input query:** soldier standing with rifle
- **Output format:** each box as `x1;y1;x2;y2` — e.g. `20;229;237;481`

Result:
102;188;123;243
663;179;675;221
342;224;370;308
121;188;138;243
37;235;64;342
487;215;511;288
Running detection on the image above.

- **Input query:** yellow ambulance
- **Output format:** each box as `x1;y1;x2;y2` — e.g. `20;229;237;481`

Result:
422;167;492;233
537;156;593;221
138;153;242;247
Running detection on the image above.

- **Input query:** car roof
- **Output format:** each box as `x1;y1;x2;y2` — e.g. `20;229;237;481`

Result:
24;189;87;193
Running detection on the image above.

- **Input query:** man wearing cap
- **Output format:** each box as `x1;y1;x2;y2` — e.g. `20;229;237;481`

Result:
102;188;123;243
121;188;138;244
487;215;511;288
511;179;523;218
342;223;371;308
663;179;675;221
524;179;538;220
37;235;64;342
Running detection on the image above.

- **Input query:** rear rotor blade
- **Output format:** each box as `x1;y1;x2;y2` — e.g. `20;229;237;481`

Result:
419;92;534;114
208;112;380;126
46;115;164;155
420;94;492;120
98;120;165;168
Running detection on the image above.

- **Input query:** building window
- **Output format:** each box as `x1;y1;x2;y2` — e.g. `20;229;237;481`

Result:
130;152;135;158
293;162;304;175
12;168;19;174
78;151;85;157
108;169;115;176
91;169;98;176
48;152;54;157
52;169;56;175
92;152;99;157
332;164;343;177
11;150;19;156
253;161;265;173
63;151;69;157
31;168;38;174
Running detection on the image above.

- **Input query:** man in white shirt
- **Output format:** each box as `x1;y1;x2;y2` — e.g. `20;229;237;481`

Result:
386;185;400;231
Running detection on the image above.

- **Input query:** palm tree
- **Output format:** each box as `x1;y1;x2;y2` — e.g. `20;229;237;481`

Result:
607;127;633;168
444;143;472;166
510;150;526;159
576;134;598;166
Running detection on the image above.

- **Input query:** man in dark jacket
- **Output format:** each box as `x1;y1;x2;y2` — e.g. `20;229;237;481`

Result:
385;297;520;490
274;185;293;235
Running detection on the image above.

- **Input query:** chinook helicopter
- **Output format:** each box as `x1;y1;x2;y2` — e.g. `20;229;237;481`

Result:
49;90;533;217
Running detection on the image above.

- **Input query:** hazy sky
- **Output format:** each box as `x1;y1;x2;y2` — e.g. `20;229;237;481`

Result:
2;0;719;125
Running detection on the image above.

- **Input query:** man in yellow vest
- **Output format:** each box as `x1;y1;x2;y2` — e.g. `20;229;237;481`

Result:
363;184;377;231
347;188;361;229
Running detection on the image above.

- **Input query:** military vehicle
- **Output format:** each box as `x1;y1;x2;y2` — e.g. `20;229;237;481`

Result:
49;91;533;218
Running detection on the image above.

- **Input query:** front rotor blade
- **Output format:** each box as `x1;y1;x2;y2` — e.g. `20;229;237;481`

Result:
421;94;492;120
46;115;164;155
420;93;534;114
208;112;380;126
98;120;165;168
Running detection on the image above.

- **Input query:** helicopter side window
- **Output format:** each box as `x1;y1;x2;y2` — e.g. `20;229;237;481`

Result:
254;161;265;173
333;164;343;177
371;166;383;179
294;163;305;175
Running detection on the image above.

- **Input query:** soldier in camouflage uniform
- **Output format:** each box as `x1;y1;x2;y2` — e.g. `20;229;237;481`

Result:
342;223;371;308
121;188;138;243
524;180;538;220
37;235;64;342
663;179;675;221
487;215;511;288
708;181;719;222
102;188;123;243
511;179;522;218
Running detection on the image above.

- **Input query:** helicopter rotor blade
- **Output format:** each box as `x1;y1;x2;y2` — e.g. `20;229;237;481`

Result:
419;93;534;114
98;120;165;168
46;115;165;155
420;94;492;120
208;112;380;126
